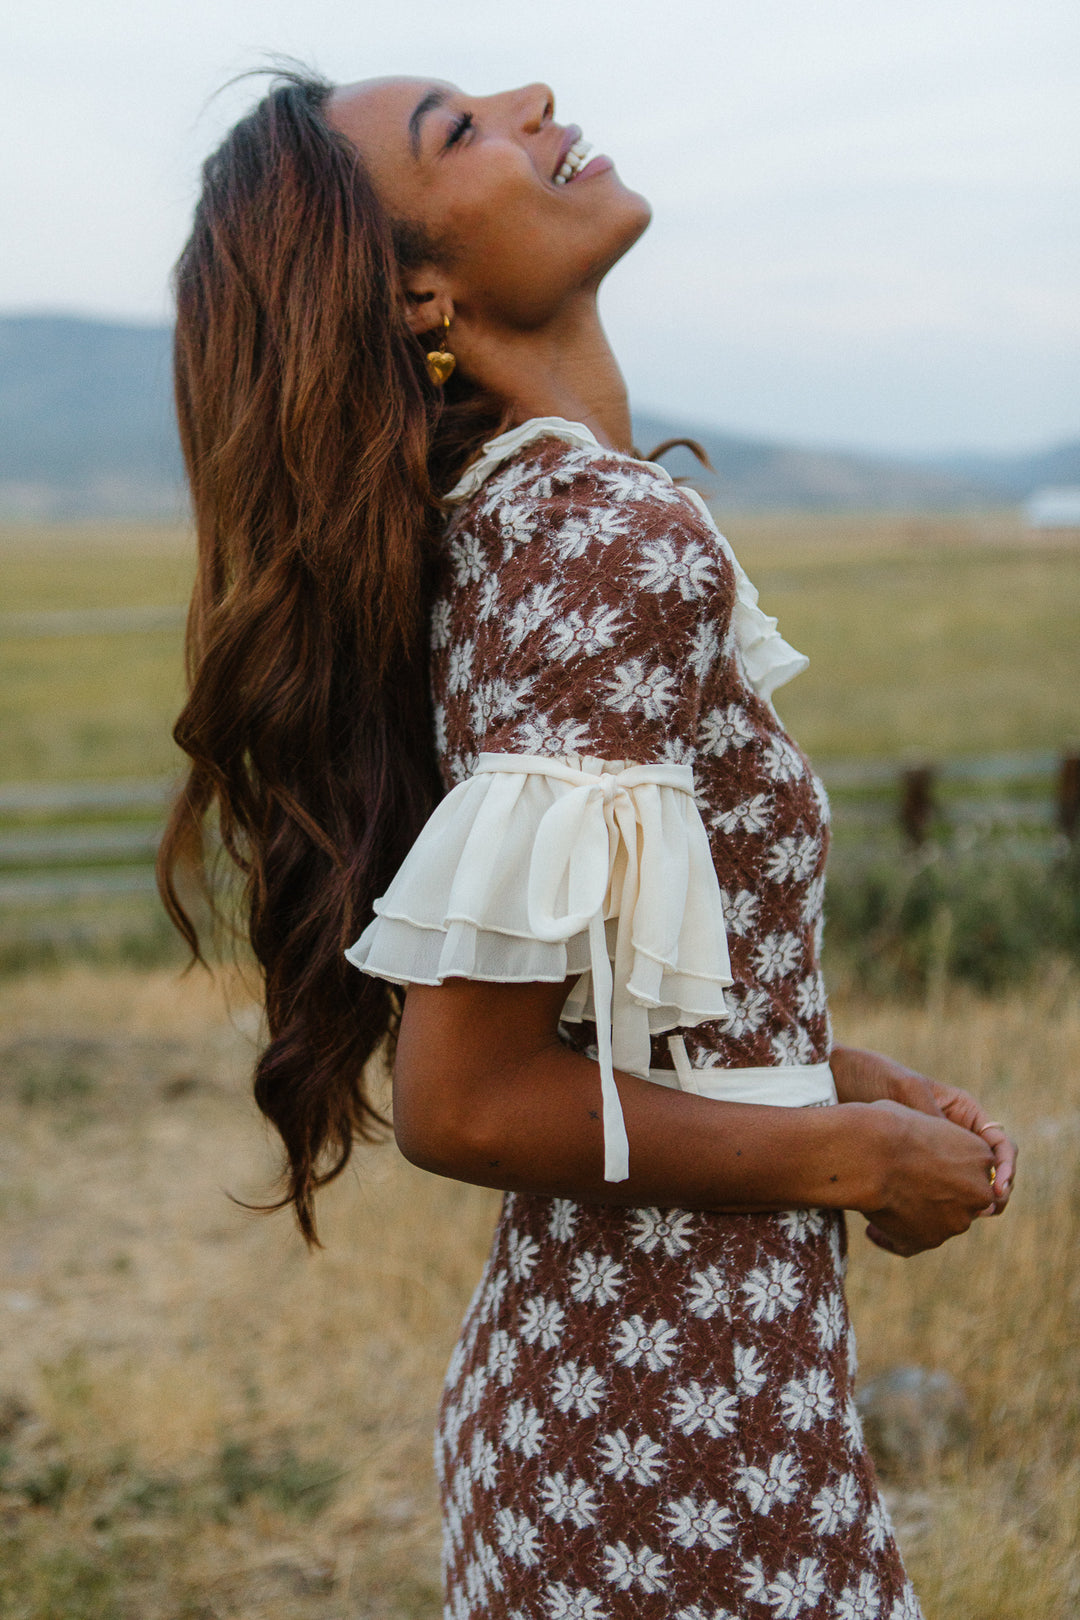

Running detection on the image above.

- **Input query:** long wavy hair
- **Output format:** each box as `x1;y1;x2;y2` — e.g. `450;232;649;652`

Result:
157;68;507;1244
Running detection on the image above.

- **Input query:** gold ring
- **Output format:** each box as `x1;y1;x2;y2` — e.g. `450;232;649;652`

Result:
988;1164;997;1187
978;1122;1005;1138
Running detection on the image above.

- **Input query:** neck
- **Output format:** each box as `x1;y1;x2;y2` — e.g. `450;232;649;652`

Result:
457;295;634;453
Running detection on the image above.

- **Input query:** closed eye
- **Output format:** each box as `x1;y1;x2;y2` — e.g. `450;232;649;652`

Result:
445;111;474;149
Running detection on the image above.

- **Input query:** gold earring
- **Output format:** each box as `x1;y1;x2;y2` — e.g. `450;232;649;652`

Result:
425;315;456;385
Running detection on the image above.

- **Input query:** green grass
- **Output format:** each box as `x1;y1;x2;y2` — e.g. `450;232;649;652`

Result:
0;524;193;783
3;513;1077;786
723;511;1080;761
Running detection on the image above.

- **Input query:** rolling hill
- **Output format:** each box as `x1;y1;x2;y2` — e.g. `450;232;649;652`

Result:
1;314;1076;518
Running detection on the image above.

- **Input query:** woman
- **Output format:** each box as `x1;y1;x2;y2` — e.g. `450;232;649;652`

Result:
160;69;1016;1620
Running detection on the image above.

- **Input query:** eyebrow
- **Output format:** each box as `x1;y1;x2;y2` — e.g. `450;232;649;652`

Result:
408;88;448;160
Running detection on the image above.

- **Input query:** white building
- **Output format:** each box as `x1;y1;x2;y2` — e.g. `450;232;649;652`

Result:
1024;486;1080;529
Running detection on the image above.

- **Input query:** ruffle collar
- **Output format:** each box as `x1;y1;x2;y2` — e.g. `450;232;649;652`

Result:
443;416;808;703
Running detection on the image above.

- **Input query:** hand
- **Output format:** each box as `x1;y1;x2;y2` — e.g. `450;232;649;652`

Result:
921;1079;1017;1219
833;1046;1019;1254
830;1044;944;1115
858;1100;1001;1257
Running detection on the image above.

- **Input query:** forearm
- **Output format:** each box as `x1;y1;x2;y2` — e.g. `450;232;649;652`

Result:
397;1032;886;1214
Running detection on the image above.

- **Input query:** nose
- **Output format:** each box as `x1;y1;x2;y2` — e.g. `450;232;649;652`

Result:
513;82;555;133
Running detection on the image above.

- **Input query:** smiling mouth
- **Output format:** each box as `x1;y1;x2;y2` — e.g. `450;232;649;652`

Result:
554;135;593;185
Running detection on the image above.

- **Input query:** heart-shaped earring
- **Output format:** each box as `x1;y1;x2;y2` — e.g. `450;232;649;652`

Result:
425;315;456;385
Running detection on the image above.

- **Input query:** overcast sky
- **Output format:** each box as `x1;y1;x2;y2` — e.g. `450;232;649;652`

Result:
3;0;1078;454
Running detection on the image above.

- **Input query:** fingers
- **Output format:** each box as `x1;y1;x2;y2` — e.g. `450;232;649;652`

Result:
864;1222;910;1256
940;1092;1018;1212
935;1086;984;1134
980;1129;1017;1212
968;1115;1016;1202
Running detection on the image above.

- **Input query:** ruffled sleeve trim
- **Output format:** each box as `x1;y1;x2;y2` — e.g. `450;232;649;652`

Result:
345;751;734;1181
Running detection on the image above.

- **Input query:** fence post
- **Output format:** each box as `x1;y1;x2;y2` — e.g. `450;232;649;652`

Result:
899;765;937;847
1059;754;1080;840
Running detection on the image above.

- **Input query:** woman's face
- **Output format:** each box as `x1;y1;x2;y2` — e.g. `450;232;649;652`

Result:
327;78;651;331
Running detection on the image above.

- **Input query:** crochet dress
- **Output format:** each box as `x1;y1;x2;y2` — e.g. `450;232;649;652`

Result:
347;418;922;1620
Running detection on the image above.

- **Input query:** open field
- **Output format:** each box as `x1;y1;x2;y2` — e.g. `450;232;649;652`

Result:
0;964;1078;1619
1;512;1078;782
1;514;1077;1614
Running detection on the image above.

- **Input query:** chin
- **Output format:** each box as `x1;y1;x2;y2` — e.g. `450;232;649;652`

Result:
605;185;652;265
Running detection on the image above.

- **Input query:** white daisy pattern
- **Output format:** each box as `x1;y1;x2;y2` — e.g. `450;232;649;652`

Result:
501;1399;544;1459
685;1264;732;1321
700;703;756;757
569;1250;624;1307
635;535;719;601
796;973;828;1020
765;834;821;884
546;605;626;663
754;931;804;982
712;792;773;835
541;1582;608;1620
766;1557;827;1617
662;1494;737;1551
741;1258;804;1322
780;1367;836;1431
495;1508;542;1567
835;1571;882;1618
734;1451;803;1516
541;1471;600;1529
688;619;721;680
627;1208;697;1257
721;888;759;937
762;735;807;783
603;658;680;721
596;1430;666;1485
505;580;563;650
812;1290;847;1351
670;1381;739;1439
612;1315;680;1371
508;1229;541;1282
722;986;772;1038
427;432;919;1617
733;1342;769;1398
519;1296;566;1350
485;1329;519;1387
551;1360;607;1419
602;1541;669;1594
771;1025;817;1065
810;1472;861;1536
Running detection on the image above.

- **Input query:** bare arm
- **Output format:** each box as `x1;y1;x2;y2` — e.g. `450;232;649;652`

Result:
394;977;1003;1254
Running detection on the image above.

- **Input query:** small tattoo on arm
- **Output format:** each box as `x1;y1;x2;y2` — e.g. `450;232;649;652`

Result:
488;1160;500;1168
589;1110;599;1120
830;1174;838;1183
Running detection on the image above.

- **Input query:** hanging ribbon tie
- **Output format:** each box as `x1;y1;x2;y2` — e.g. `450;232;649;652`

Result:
478;753;698;1181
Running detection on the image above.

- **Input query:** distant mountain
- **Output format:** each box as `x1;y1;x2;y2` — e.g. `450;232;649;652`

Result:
926;441;1080;499
0;315;183;519
629;412;1008;512
1;314;1075;518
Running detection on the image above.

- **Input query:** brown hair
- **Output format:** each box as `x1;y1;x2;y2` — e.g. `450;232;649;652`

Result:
157;68;506;1243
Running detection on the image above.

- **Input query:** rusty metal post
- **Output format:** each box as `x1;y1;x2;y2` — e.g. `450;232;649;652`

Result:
1058;754;1080;840
899;765;937;847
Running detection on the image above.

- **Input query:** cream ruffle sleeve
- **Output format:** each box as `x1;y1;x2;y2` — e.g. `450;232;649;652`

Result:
345;752;734;1182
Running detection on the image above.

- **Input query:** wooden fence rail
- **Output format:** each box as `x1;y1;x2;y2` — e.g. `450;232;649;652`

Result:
0;752;1076;915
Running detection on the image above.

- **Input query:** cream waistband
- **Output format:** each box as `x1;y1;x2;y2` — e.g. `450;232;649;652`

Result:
651;1038;837;1108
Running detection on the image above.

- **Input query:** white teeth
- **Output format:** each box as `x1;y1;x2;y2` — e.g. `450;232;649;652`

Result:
554;137;592;185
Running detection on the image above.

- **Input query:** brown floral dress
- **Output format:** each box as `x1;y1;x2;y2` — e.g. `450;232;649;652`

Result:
358;419;922;1620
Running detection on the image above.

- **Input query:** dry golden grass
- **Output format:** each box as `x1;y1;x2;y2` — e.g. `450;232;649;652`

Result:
1;965;1077;1617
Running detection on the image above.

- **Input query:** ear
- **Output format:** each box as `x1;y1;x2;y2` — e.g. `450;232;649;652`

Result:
400;265;454;340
